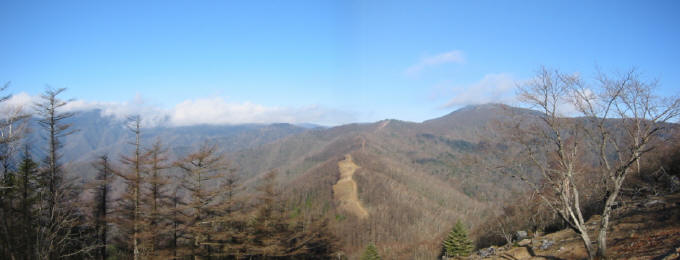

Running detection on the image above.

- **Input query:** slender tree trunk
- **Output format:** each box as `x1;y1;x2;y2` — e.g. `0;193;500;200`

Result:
22;169;31;259
172;188;179;260
101;165;108;260
151;182;157;256
49;113;56;216
597;182;621;259
578;228;595;260
133;127;140;260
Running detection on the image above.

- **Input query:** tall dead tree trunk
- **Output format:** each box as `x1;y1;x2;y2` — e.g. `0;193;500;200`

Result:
34;87;82;259
114;115;146;260
93;155;113;260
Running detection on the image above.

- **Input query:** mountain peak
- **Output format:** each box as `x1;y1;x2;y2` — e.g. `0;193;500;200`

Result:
455;103;508;113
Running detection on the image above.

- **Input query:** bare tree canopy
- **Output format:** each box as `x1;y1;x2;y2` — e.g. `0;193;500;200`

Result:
513;67;680;259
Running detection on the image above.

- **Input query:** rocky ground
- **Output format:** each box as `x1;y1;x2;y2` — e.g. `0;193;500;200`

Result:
469;193;680;260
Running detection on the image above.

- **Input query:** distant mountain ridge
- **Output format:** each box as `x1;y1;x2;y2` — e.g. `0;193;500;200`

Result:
220;103;537;258
24;103;538;259
25;109;312;163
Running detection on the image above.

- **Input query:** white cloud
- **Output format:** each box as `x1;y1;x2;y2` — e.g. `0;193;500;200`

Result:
169;98;354;126
3;92;35;110
58;93;169;127
406;50;465;75
1;92;354;127
0;92;34;119
443;73;517;107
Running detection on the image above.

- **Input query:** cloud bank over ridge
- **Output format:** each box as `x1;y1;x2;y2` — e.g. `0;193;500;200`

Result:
443;73;517;108
2;93;356;127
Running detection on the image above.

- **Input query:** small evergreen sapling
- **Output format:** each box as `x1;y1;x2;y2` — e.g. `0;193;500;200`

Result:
360;243;381;260
442;220;474;257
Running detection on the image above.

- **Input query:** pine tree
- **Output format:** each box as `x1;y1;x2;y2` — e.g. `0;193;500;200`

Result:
360;243;381;260
17;146;39;258
442;220;474;258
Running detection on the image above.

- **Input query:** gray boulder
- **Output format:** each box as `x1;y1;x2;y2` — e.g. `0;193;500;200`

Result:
478;247;496;258
539;239;554;250
514;230;528;241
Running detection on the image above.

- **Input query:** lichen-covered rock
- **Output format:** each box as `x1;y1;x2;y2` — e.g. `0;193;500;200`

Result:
477;247;495;257
539;239;554;250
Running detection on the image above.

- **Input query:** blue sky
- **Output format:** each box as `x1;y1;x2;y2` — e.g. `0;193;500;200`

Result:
1;0;679;125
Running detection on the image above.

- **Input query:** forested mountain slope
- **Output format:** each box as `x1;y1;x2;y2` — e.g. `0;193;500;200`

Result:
225;104;535;258
31;104;538;258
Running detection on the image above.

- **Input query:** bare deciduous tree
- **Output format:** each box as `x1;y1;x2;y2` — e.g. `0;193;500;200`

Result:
514;67;680;259
0;83;30;178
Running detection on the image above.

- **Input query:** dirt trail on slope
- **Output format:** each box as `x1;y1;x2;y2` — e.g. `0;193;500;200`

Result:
332;154;369;219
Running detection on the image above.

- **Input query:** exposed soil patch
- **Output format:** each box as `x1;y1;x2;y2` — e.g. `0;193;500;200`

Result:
333;154;369;219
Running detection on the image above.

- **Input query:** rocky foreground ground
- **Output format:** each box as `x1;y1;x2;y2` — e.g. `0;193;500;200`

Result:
467;193;680;260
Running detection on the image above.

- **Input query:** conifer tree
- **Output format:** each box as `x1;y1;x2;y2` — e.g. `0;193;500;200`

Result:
442;220;473;258
286;217;338;258
34;87;85;259
142;139;171;258
35;87;75;215
92;155;114;260
17;146;39;258
168;185;186;259
114;115;146;259
175;142;230;258
247;170;288;258
360;243;381;260
206;167;245;258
